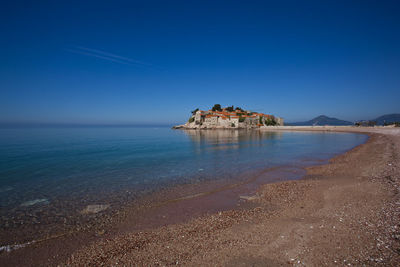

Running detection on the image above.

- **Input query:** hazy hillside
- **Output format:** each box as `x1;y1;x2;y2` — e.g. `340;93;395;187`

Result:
373;114;400;125
286;115;353;126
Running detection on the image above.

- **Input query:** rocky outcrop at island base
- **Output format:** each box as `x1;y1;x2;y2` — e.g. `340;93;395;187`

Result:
173;105;283;129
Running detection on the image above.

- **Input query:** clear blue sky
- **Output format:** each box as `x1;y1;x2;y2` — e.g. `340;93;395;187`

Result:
1;0;399;125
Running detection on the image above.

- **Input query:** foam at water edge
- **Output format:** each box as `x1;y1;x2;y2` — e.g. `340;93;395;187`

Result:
20;198;49;207
0;241;36;253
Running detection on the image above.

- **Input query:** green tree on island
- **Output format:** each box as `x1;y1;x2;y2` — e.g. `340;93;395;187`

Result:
212;104;222;111
265;117;277;126
191;108;199;115
226;106;234;112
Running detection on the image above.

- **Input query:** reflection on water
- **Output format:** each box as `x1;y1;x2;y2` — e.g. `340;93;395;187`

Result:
183;129;282;144
183;130;283;151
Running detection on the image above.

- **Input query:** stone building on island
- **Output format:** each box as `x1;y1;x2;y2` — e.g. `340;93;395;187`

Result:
174;105;284;129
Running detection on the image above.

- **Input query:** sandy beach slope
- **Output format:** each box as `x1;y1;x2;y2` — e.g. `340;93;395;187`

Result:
61;127;400;266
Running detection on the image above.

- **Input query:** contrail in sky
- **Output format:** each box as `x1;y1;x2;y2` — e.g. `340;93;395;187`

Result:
66;46;155;68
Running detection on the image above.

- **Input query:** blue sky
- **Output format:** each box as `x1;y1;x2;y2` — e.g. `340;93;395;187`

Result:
1;0;399;125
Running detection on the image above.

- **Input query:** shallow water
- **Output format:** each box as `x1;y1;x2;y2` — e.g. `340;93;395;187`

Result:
0;127;367;243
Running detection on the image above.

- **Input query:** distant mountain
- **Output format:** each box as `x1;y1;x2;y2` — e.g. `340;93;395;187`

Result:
286;115;353;126
372;114;400;125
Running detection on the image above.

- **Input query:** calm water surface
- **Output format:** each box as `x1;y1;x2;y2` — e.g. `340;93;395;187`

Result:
0;127;367;240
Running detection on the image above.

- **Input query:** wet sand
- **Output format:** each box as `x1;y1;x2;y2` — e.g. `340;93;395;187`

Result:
2;127;400;266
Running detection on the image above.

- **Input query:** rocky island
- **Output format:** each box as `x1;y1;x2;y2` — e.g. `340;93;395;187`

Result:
173;104;284;129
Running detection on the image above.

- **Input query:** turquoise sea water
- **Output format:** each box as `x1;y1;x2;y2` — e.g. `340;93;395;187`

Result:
0;127;367;239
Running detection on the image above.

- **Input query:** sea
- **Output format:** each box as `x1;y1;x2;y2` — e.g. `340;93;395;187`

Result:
0;126;367;246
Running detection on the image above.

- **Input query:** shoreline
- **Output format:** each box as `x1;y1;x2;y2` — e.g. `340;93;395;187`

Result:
0;159;321;265
1;126;399;266
66;127;400;265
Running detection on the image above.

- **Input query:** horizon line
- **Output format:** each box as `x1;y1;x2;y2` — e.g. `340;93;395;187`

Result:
0;122;177;128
